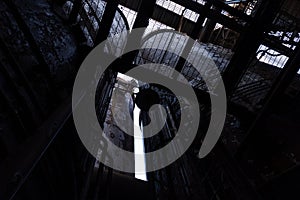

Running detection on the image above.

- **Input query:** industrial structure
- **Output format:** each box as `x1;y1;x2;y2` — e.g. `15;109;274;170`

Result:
0;0;300;199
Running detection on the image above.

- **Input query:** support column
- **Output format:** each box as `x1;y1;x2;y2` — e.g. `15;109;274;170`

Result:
132;0;156;29
191;1;213;40
199;18;216;43
199;0;221;43
69;0;82;24
223;0;283;97
95;0;120;45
